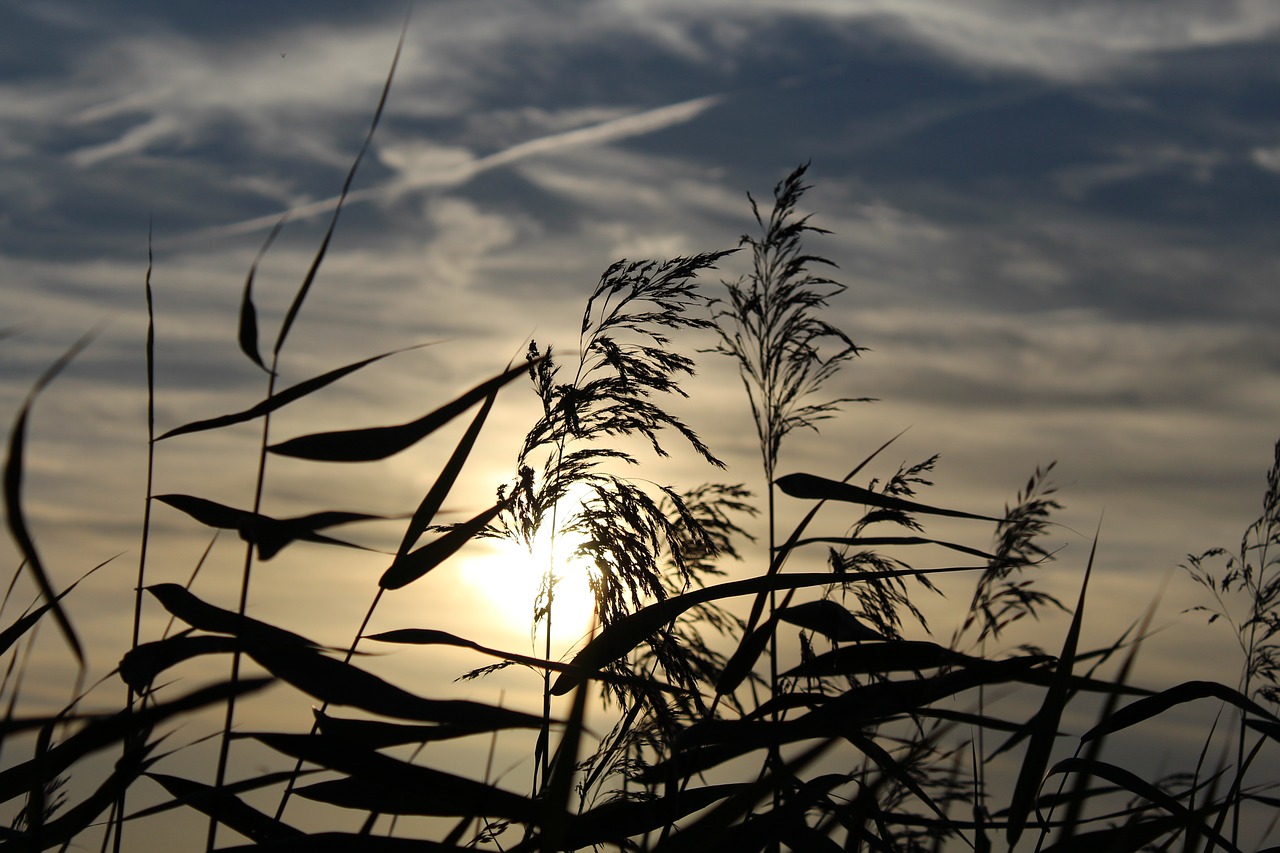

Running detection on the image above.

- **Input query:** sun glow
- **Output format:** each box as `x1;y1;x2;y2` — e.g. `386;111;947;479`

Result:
462;517;599;650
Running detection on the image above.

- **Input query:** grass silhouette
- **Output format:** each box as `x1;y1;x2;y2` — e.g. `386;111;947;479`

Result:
2;41;1279;853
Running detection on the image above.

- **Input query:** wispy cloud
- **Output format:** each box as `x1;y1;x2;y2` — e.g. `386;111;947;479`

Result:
161;93;724;246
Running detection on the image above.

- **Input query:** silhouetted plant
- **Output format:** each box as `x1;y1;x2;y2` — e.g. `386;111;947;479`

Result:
4;38;1280;853
490;252;747;791
1183;438;1280;844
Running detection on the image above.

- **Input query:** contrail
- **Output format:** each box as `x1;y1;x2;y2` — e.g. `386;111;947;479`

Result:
162;92;724;247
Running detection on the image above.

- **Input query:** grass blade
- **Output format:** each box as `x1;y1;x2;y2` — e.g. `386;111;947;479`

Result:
774;599;886;642
269;360;534;462
118;634;239;693
238;217;285;373
3;330;98;667
379;499;508;590
245;643;544;729
396;388;497;557
1006;527;1100;848
271;18;406;356
146;772;303;843
552;565;984;695
145;583;320;648
1045;756;1241;853
254;732;535;821
158;344;433;440
775;472;1002;523
1082;681;1279;743
155;494;385;560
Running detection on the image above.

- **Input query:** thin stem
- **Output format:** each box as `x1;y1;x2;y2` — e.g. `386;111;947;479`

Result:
205;360;278;853
113;221;156;853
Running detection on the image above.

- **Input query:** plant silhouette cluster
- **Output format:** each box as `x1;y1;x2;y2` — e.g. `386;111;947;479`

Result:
2;42;1279;853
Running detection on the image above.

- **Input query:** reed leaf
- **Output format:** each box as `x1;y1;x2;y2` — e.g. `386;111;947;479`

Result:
715;617;777;695
775;472;1002;523
218;833;476;852
145;583;320;648
271;18;404;356
1044;757;1241;853
774;599;886;642
1082;680;1279;743
5;745;157;852
0;679;269;804
780;640;973;679
312;709;499;749
366;628;685;694
396;387;496;557
3;330;98;666
552;566;984;695
844;730;956;835
154;494;384;559
118;633;239;692
158;344;433;440
539;673;590;853
255;733;535;821
562;784;752;849
1039;814;1201;853
269;360;534;462
126;771;312;822
237;216;284;373
1006;530;1099;848
379;498;509;590
245;642;543;729
779;535;999;562
647;738;836;853
0;556;109;658
145;772;303;843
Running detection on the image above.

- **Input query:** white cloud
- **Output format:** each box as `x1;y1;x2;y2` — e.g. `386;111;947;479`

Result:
1053;145;1229;198
164;94;724;246
1251;145;1280;174
603;0;1280;81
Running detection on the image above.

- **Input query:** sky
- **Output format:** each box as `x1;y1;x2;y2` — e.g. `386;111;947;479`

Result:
2;0;1280;844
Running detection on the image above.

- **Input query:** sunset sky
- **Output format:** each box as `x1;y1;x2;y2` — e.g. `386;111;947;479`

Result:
2;1;1280;840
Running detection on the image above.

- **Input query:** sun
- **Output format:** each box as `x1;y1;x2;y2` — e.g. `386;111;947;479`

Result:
461;513;599;650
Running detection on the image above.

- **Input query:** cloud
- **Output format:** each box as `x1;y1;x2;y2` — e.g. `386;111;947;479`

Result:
1252;145;1280;174
1052;144;1229;199
674;0;1280;80
160;93;724;246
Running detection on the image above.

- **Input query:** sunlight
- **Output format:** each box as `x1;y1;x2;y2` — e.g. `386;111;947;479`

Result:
461;511;599;651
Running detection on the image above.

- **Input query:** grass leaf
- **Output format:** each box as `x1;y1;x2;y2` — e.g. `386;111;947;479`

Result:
1006;528;1099;848
775;472;1002;523
146;772;303;842
238;217;285;373
158;344;433;440
1082;680;1279;743
271;19;405;356
4;329;99;667
269;360;534;462
255;733;535;821
396;388;497;557
155;494;385;560
379;499;508;590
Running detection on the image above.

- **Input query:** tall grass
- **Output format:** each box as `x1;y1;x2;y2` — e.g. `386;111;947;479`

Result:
2;44;1279;852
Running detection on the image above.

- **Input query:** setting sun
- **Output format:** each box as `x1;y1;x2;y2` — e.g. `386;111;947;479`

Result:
462;512;599;651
